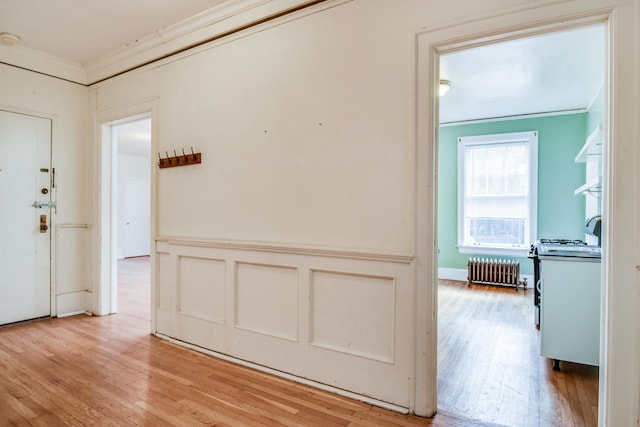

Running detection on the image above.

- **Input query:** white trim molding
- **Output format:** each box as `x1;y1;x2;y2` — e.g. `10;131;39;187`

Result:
0;44;87;85
157;235;414;264
437;267;468;282
417;2;638;423
86;0;351;85
457;131;538;254
1;0;353;86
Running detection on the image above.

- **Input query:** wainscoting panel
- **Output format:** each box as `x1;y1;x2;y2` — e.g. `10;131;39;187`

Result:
178;256;226;324
156;252;172;312
155;251;173;336
154;237;414;408
175;255;227;351
235;262;298;342
310;270;395;363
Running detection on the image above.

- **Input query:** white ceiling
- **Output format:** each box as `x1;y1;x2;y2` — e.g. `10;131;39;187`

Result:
439;24;604;124
0;0;230;65
116;119;151;158
0;2;604;124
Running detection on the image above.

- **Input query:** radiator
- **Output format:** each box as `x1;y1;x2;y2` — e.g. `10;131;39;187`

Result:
467;257;527;290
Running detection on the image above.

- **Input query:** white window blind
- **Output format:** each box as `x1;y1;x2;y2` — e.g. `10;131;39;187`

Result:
458;131;538;256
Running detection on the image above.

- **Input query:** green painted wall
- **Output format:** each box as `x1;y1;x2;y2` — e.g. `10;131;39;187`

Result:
438;113;587;275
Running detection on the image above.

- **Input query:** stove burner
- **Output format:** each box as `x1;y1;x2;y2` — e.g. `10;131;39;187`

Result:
538;239;587;245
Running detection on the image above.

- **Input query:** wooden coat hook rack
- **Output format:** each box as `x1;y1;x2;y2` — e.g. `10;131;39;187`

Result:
158;148;201;168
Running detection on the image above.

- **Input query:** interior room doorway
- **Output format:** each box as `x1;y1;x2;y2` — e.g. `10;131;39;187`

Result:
98;112;152;316
115;119;151;261
434;23;606;425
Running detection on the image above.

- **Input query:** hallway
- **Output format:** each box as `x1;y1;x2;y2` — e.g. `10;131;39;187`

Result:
0;259;464;426
0;259;598;425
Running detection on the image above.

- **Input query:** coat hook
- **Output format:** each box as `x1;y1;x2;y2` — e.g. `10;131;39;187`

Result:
158;147;200;168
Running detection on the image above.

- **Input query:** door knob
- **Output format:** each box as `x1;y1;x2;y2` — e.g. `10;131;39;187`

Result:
40;215;48;233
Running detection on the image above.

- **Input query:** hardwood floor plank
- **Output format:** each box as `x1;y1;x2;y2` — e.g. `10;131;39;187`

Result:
0;259;598;426
133;399;198;426
31;413;70;427
438;279;599;426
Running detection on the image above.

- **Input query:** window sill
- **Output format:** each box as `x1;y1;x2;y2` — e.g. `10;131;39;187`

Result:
457;245;528;258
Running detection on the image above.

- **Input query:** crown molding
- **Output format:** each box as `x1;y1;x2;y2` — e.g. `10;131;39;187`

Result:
0;0;332;86
0;44;87;85
85;0;323;85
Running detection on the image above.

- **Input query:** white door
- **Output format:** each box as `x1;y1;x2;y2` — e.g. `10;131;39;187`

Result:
0;110;52;325
123;178;150;257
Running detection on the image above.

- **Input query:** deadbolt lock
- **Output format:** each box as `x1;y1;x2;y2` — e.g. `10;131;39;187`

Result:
40;215;48;233
41;188;49;194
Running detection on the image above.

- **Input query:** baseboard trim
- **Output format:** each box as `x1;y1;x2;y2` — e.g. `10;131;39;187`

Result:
57;310;92;318
438;267;468;282
56;291;90;317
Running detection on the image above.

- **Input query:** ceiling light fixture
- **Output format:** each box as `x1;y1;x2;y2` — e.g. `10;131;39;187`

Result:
439;79;453;96
0;32;21;46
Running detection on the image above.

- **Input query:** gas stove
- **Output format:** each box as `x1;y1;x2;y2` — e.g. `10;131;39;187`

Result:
531;239;600;258
538;239;587;245
528;238;600;328
529;239;590;257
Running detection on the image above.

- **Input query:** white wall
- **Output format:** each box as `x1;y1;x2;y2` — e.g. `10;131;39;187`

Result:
88;0;640;422
0;64;90;316
117;153;151;258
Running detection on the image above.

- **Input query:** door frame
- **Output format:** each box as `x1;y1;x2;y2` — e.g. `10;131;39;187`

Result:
94;99;156;329
414;2;635;424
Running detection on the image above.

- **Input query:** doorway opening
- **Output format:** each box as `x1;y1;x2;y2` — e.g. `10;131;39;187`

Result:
434;23;606;425
98;112;152;317
114;118;152;316
116;119;151;261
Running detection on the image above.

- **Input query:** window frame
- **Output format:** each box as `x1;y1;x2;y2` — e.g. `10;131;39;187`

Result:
457;131;538;257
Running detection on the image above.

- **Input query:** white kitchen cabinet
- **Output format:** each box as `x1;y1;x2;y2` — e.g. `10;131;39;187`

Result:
574;124;603;163
574;125;602;196
539;256;601;368
575;124;603;245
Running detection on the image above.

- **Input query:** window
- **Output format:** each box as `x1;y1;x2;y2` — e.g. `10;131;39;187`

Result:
458;131;537;256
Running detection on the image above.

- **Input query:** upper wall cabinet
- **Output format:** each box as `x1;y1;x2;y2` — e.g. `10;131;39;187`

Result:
574;125;603;197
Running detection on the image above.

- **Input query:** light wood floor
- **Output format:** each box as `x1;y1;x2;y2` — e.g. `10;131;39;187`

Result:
0;259;598;426
438;279;599;426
